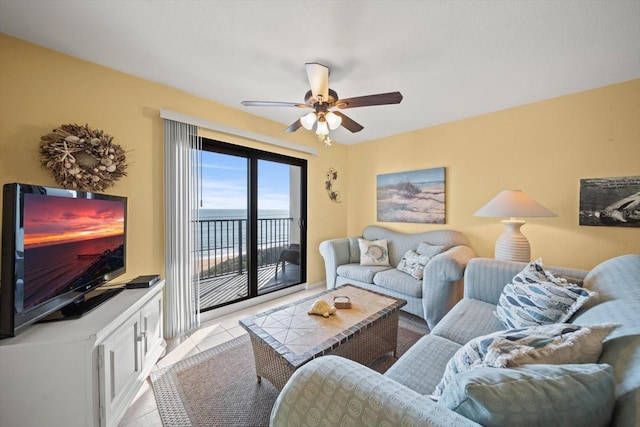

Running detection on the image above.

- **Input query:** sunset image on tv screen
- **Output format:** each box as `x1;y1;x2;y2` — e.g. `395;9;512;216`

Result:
21;193;125;311
23;194;125;248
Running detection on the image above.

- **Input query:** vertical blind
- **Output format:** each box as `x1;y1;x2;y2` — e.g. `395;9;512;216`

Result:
163;119;202;339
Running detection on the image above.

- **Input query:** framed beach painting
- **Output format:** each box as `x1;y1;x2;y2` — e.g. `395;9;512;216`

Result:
377;167;445;223
579;175;640;227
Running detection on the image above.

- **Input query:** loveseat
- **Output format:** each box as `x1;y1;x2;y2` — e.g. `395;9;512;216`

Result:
271;254;640;426
319;225;476;329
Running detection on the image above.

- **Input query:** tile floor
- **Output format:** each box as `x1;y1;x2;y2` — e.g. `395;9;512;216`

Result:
118;287;320;426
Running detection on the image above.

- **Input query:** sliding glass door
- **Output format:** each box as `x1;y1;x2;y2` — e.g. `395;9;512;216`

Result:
196;139;306;311
258;159;304;294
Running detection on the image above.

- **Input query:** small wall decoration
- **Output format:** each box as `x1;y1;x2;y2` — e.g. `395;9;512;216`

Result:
377;167;445;223
39;123;127;192
325;167;341;203
579;175;640;227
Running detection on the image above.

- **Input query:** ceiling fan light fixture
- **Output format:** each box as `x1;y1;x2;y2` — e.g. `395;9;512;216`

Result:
325;111;342;130
241;63;403;146
316;119;329;136
300;112;316;130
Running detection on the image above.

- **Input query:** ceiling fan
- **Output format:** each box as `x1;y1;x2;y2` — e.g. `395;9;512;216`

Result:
241;63;403;146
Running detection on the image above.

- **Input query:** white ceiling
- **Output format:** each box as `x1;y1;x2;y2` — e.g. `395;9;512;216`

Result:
1;0;639;145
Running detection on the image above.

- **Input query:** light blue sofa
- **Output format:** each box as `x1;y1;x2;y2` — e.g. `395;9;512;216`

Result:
319;225;476;329
271;254;640;426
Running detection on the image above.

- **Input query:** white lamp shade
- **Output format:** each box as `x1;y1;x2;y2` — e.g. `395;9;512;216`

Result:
474;190;556;218
300;112;316;130
315;120;329;135
325;111;342;130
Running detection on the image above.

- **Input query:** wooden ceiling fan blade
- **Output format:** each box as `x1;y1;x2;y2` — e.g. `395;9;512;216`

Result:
336;91;403;109
305;63;329;101
241;101;308;108
333;111;364;133
284;119;303;133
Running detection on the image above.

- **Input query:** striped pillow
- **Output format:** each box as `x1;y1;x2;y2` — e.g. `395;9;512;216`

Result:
495;259;596;329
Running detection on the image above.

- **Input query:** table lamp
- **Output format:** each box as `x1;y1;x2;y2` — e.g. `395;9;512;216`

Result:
474;190;556;262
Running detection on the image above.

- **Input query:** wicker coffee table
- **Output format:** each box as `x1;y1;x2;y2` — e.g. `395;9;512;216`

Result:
239;284;406;390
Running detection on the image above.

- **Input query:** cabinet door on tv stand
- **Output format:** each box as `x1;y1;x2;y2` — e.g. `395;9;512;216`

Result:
97;312;141;427
140;289;165;372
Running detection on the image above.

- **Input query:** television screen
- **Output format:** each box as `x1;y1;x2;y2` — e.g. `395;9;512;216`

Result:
22;192;125;311
1;183;127;338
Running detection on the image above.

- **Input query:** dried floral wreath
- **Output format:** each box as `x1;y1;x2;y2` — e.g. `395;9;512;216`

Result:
39;123;127;192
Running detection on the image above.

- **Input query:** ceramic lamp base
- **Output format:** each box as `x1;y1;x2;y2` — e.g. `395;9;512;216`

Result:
495;219;531;263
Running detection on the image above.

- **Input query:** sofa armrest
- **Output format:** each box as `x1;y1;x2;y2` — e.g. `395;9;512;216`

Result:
422;245;477;329
319;238;351;289
270;356;478;427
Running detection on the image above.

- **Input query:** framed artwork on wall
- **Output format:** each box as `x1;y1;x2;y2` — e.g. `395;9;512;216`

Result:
377;167;445;224
579;175;640;227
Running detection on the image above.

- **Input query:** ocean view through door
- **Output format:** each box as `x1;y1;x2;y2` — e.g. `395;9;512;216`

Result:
196;139;307;311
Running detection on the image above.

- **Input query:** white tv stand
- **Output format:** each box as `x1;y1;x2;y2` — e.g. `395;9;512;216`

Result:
0;281;165;427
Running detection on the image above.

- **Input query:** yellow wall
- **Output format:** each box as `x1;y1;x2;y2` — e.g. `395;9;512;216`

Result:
0;34;348;286
1;33;638;285
347;79;640;270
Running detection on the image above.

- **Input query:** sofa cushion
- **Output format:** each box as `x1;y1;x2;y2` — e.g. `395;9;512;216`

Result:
348;236;361;263
397;250;432;279
439;363;615;427
358;238;390;266
431;299;504;345
495;259;596;329
432;323;618;397
417;242;446;258
336;263;391;284
373;268;423;298
385;334;461;395
361;226;467;267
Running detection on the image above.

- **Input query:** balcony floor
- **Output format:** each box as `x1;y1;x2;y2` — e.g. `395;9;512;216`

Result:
199;262;301;310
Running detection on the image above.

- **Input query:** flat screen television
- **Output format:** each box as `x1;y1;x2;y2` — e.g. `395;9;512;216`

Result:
0;183;127;339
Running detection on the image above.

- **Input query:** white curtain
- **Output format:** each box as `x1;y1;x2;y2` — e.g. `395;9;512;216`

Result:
163;119;202;339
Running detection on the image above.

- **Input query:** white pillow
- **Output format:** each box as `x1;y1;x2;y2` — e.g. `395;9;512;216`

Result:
495;258;596;329
397;250;432;279
432;323;618;398
358;238;390;266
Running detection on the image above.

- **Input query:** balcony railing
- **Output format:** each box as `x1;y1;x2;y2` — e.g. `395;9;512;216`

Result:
196;217;293;280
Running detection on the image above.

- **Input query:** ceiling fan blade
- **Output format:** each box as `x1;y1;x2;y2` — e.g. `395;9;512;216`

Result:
284;119;303;133
336;91;403;109
305;63;329;101
333;111;364;133
241;101;308;108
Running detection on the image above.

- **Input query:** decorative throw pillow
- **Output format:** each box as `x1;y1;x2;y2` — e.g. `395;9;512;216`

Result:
348;236;361;263
431;323;618;398
494;258;596;329
358;238;390;266
397;250;432;280
439;364;616;427
416;242;446;258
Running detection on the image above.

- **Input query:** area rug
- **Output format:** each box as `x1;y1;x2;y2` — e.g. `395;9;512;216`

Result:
150;313;428;427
